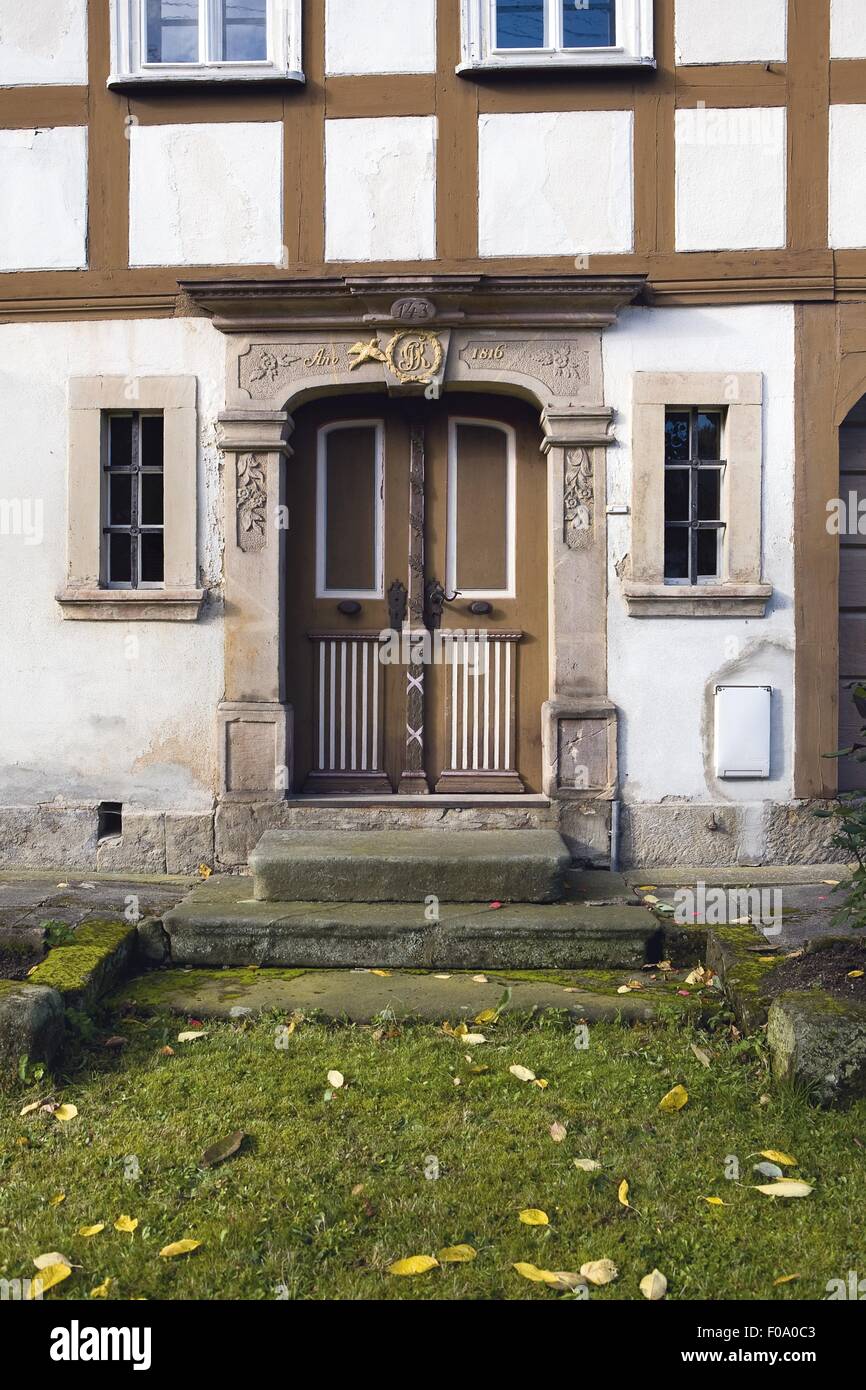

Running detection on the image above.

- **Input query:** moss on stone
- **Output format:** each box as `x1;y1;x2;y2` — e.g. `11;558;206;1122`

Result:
114;966;309;1010
28;920;135;1008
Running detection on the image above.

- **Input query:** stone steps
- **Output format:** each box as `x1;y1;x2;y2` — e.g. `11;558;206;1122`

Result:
161;877;661;970
249;829;572;904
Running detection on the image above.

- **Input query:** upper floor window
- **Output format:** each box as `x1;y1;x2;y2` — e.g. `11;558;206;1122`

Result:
459;0;654;70
109;0;303;84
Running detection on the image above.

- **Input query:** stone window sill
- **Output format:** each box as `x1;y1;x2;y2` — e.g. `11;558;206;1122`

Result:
623;582;773;618
56;588;206;622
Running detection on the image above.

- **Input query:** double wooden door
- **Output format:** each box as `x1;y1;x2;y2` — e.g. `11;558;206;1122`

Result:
285;394;548;794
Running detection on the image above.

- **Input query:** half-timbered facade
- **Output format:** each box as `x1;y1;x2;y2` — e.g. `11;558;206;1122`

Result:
1;0;865;871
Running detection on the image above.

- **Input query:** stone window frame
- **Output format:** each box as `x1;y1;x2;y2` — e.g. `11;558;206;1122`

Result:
624;371;773;617
109;0;303;86
458;0;655;72
57;376;205;622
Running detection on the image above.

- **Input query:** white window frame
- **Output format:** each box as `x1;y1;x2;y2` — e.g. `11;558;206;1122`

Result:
316;421;385;602
446;418;517;601
109;0;303;85
459;0;655;71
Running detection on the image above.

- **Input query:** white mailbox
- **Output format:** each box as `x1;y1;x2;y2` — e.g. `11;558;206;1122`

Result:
714;685;772;780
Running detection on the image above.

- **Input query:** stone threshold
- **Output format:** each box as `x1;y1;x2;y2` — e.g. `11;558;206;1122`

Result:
283;794;552;807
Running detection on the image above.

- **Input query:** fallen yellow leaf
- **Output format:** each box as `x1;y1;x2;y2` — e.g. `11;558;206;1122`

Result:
90;1278;112;1299
370;969;391;977
659;1084;689;1113
54;1104;78;1123
774;1274;801;1286
28;1263;71;1297
617;1179;632;1209
754;1181;813;1199
702;1197;729;1207
474;1009;498;1024
198;863;212;878
34;1252;73;1271
114;1215;138;1233
387;1255;439;1276
513;1262;554;1284
327;1070;345;1090
518;1208;549;1226
848;970;864;979
756;1150;798;1168
573;1158;602;1172
78;1223;105;1238
177;1031;208;1043
48;1193;66;1208
159;1239;202;1258
640;1268;668;1300
549;1122;567;1143
437;1244;477;1263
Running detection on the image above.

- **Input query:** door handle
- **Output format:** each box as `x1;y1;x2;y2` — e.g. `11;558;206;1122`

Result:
424;578;459;631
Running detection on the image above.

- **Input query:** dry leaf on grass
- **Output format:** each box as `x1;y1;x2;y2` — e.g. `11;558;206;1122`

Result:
690;1044;712;1068
509;1065;536;1083
640;1268;668;1300
549;1122;567;1143
754;1180;813;1199
201;1131;246;1168
437;1244;477;1263
159;1239;202;1258
28;1263;71;1297
753;1150;797;1168
573;1158;602;1172
114;1215;138;1233
580;1259;618;1286
518;1208;549;1226
78;1223;105;1238
90;1278;112;1298
327;1070;345;1089
54;1104;78;1123
387;1255;439;1276
659;1085;689;1113
177;1032;208;1043
34;1252;73;1270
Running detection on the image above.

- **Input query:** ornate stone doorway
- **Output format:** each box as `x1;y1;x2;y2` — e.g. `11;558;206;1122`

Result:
285;393;548;795
182;274;643;837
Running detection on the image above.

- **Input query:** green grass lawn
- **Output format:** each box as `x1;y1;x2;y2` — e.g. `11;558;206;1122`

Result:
2;1008;864;1301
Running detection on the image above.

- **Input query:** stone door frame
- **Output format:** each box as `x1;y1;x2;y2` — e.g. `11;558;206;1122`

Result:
183;274;645;810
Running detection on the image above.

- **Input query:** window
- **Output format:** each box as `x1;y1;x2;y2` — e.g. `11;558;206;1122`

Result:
59;376;203;621
624;372;772;618
460;0;654;70
446;419;516;598
316;422;384;599
103;412;165;588
110;0;302;83
663;408;725;585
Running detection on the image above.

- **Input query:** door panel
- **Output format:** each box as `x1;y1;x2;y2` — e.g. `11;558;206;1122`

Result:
285;394;547;795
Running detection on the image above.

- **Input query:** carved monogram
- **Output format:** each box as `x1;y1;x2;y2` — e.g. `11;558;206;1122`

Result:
237;454;267;552
564;448;594;550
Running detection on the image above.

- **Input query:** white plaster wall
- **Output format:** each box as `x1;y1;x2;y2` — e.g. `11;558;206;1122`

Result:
478;111;634;258
603;305;796;806
675;0;787;65
0;0;88;86
675;107;787;251
831;0;866;58
129;123;283;268
0;127;88;272
0;319;226;811
325;116;437;261
325;0;436;74
829;105;866;248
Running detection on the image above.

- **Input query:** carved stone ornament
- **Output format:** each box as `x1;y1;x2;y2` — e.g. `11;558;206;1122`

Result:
390;296;436;322
239;342;354;398
385;330;444;386
237;454;268;552
564;448;594;550
459;339;591;394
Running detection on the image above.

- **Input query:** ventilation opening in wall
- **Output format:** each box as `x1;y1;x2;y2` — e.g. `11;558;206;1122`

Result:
97;802;123;840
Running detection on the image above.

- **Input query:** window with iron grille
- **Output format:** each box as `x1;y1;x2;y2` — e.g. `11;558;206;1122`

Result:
103;412;165;588
664;407;726;584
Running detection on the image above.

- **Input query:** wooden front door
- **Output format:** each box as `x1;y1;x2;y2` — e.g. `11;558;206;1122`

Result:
285;394;548;795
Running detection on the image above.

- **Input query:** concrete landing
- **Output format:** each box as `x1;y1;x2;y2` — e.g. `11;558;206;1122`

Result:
161;877;660;970
249;829;572;904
